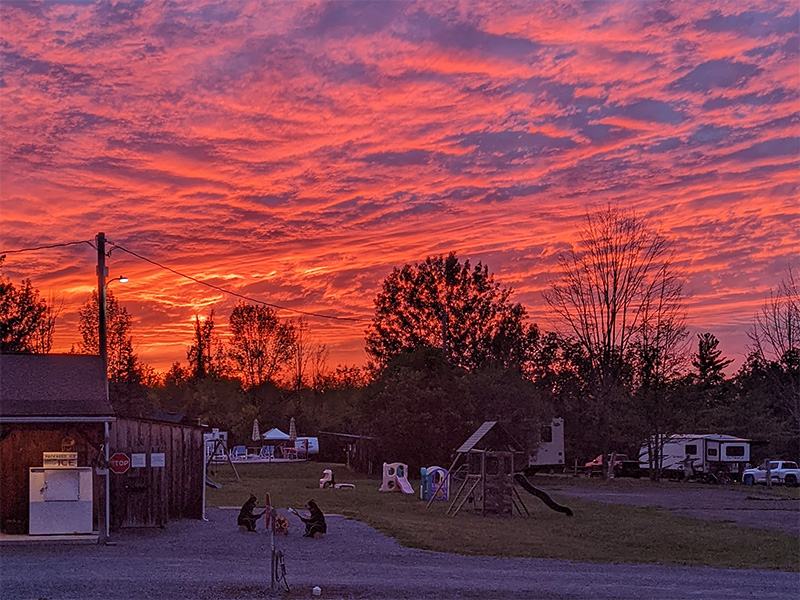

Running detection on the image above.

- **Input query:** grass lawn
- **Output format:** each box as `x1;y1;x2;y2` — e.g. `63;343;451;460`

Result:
206;461;800;571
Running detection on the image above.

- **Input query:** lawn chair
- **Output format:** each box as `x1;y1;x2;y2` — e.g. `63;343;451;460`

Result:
259;446;274;460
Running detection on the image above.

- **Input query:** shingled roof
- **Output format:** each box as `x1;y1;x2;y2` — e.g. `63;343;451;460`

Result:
0;354;114;421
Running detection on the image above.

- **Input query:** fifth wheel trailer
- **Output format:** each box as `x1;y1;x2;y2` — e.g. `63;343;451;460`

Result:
528;418;565;468
639;433;751;479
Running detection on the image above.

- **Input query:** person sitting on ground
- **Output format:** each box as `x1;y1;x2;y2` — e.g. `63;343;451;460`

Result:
238;494;265;532
293;499;326;538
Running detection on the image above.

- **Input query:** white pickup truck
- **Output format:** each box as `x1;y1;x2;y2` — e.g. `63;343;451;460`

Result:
742;460;799;486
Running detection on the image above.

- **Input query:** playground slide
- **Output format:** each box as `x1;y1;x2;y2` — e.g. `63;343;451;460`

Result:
397;478;414;494
205;475;222;489
513;473;573;516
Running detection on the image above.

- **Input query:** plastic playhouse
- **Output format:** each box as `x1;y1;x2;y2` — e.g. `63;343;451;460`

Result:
379;462;414;493
420;465;449;501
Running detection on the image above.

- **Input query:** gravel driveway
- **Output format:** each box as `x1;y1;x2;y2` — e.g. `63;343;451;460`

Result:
535;480;800;536
2;507;798;600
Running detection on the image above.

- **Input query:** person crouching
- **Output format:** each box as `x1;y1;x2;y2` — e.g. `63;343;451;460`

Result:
238;494;265;532
298;500;326;538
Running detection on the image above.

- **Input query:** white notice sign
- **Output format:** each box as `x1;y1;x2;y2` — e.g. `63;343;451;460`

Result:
131;453;146;468
151;453;166;467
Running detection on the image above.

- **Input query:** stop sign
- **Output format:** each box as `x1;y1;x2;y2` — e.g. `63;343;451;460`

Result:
109;452;131;474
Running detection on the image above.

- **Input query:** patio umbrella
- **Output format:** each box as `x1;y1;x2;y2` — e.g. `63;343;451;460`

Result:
252;418;261;442
288;417;297;442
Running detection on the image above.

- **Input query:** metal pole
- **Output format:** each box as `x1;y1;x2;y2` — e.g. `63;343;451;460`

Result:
202;439;208;521
269;507;276;591
104;421;110;543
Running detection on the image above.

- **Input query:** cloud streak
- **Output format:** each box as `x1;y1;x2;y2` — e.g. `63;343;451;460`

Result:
1;0;797;372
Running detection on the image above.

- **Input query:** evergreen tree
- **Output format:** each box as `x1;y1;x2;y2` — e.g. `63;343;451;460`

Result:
692;333;733;389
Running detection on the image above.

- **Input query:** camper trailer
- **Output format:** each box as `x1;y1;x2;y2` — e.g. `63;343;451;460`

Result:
639;433;751;479
528;418;565;468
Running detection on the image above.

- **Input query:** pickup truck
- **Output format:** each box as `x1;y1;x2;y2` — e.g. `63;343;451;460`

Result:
742;460;800;486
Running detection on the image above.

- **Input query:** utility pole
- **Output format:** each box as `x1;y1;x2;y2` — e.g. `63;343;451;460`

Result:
95;232;110;545
96;232;108;376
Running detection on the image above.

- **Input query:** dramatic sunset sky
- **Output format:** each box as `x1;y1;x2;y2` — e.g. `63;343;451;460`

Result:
1;0;798;374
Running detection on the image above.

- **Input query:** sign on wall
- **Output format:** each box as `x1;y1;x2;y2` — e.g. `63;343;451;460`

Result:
43;452;78;468
109;452;131;475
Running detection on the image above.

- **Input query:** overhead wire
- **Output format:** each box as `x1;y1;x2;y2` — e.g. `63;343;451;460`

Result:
108;242;368;323
0;240;94;254
1;238;369;322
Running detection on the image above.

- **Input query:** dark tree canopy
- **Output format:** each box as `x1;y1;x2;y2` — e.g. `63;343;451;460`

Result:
366;252;535;370
228;302;295;388
544;206;688;475
187;309;227;380
360;348;548;473
77;289;140;383
0;270;57;354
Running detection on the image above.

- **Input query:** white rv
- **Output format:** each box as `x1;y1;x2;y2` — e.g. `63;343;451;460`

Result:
639;433;751;478
528;418;565;468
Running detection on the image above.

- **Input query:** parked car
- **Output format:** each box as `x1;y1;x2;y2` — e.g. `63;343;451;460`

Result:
585;453;628;468
584;453;640;477
742;460;800;486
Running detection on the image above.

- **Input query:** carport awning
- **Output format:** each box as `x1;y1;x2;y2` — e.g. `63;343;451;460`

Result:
262;428;290;441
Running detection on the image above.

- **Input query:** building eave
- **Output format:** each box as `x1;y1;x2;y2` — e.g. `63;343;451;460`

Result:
0;416;116;424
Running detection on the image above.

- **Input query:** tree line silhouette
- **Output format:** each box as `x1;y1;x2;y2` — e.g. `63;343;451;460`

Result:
2;207;797;472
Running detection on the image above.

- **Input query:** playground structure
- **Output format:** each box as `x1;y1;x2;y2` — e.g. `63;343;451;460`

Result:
420;466;449;501
319;468;355;490
379;462;414;493
431;421;572;518
320;469;334;488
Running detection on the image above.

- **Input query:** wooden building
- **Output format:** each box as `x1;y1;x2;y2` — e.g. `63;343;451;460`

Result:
0;354;114;536
109;417;204;528
0;354;204;536
319;431;377;475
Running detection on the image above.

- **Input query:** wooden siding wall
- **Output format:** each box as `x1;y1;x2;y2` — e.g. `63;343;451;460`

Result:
109;419;203;529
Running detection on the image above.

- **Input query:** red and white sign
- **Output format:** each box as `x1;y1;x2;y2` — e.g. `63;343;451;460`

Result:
109;452;131;474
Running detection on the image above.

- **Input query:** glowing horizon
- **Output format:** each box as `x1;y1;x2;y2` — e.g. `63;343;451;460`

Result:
1;1;798;375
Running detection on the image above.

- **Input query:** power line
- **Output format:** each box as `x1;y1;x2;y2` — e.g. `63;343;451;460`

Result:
108;242;368;323
0;240;94;254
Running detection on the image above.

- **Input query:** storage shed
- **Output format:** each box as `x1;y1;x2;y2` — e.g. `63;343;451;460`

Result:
1;354;205;538
0;354;114;537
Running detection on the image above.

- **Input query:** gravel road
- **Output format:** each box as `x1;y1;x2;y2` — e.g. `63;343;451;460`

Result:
1;506;798;600
535;480;800;536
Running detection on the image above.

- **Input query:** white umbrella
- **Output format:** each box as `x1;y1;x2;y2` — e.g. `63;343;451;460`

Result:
252;419;261;442
288;417;297;442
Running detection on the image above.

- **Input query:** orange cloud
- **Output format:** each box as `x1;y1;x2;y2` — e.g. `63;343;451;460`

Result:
1;0;797;373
